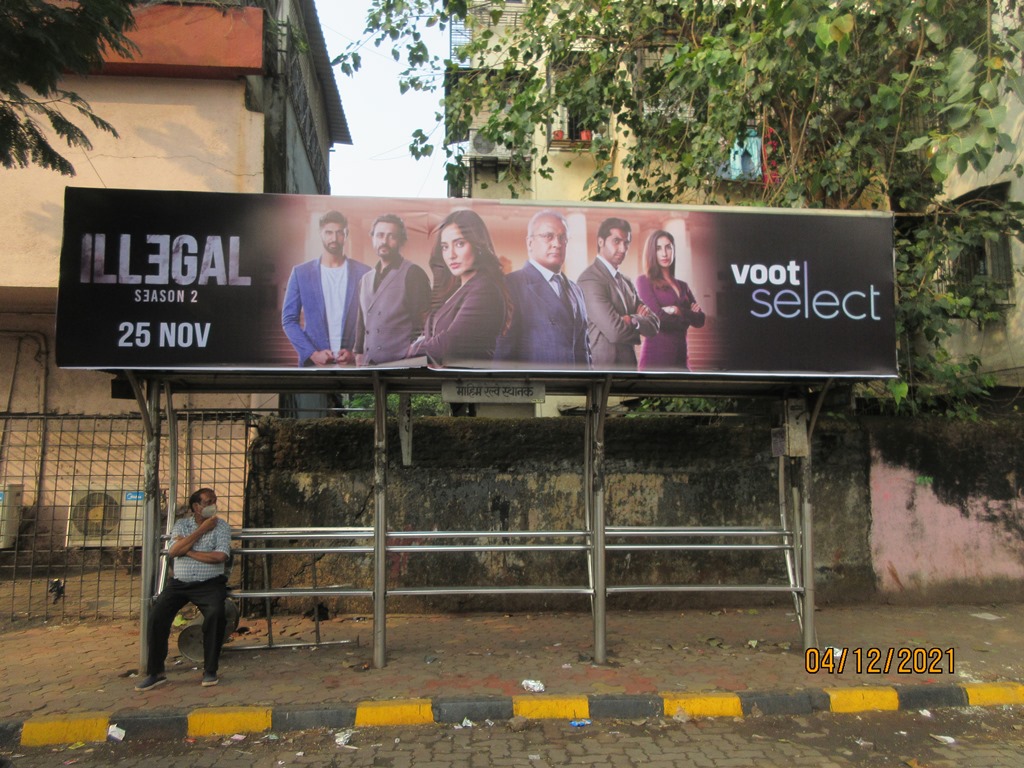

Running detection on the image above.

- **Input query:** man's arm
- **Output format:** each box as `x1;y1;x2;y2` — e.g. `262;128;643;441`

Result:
281;269;319;365
186;550;228;564
574;286;593;367
176;519;230;564
578;269;640;345
632;295;661;338
353;303;366;361
167;517;218;559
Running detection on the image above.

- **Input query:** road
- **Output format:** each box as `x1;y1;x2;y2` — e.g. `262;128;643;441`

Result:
4;707;1024;767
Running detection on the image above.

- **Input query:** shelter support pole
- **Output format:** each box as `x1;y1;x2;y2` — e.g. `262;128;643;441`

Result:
798;384;830;650
159;384;179;594
128;375;161;674
372;376;388;668
799;451;815;649
591;377;610;664
398;393;412;467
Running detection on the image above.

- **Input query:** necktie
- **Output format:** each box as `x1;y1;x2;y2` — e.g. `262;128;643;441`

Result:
554;273;573;316
614;272;631;310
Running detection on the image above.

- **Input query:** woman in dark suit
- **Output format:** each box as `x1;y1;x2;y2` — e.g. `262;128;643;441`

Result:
635;229;705;371
409;209;512;367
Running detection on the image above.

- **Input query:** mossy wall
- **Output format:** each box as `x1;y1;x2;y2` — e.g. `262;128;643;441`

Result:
243;413;1024;612
244;415;876;612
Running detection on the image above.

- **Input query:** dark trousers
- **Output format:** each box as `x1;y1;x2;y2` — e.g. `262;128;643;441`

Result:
147;575;227;676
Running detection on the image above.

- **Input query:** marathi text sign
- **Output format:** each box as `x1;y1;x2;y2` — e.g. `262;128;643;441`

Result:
441;381;545;403
56;187;896;378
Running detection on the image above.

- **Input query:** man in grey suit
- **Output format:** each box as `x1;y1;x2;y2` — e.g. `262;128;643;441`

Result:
494;210;590;368
354;214;431;366
578;217;659;369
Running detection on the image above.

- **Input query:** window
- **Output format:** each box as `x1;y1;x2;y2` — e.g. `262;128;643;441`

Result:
952;183;1015;304
717;128;763;182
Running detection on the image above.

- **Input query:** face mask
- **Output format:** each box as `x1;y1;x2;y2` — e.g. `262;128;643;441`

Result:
200;504;218;519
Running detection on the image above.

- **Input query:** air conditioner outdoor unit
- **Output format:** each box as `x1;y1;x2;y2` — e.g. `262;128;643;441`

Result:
66;488;146;548
0;484;24;549
466;129;513;160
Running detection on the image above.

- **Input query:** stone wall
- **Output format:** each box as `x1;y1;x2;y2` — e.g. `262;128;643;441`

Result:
243;414;1024;612
244;415;875;612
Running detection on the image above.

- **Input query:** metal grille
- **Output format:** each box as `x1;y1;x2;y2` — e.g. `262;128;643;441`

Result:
0;411;255;624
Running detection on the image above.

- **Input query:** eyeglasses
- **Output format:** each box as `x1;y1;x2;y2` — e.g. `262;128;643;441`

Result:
531;232;568;245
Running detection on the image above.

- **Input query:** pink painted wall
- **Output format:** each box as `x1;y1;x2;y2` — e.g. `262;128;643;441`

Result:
870;455;1024;595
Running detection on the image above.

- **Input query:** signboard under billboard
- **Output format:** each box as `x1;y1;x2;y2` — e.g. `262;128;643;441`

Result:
56;187;896;378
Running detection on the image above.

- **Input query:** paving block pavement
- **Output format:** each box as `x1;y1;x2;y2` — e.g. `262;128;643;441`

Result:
2;603;1023;746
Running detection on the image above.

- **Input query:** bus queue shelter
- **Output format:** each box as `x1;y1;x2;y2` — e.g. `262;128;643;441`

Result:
124;368;832;671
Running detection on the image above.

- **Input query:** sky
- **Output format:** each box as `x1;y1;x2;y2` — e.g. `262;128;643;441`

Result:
314;1;448;199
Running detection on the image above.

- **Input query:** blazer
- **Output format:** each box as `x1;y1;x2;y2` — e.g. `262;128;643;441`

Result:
354;257;431;365
494;262;590;368
577;259;659;369
635;274;706;371
409;273;507;366
281;257;370;366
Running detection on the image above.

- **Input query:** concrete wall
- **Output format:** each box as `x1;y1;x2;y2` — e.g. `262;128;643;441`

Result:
868;417;1024;603
244;415;873;611
244;414;1024;612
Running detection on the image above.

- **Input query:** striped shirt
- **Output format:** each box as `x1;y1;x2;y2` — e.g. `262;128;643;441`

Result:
170;516;231;583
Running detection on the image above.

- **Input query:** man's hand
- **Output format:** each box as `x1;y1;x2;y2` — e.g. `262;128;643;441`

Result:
310;349;335;366
197;516;218;534
336;349;355;365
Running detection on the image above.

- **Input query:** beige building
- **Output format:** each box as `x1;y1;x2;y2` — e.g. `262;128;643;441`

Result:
0;1;349;602
0;0;348;417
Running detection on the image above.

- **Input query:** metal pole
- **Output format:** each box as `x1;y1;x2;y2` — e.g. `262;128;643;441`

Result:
398;393;412;467
159;384;178;594
372;376;388;668
583;386;594;602
138;379;161;674
592;377;610;664
799;386;830;650
800;448;816;650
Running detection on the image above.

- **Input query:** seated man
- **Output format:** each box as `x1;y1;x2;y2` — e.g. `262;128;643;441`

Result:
135;487;231;691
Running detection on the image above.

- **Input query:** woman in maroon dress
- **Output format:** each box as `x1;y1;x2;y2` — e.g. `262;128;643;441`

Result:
635;230;705;371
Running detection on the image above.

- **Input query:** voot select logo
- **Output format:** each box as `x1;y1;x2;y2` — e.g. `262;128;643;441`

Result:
730;260;883;321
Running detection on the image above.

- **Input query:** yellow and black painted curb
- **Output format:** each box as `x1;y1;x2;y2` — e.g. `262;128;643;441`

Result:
6;682;1023;747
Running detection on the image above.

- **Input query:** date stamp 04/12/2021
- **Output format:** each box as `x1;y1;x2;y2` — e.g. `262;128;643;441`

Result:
805;647;955;675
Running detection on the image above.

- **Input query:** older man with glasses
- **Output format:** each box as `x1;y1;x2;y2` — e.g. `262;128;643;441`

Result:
494;209;591;368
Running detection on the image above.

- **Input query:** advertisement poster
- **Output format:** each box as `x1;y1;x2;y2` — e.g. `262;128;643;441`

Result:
56;187;896;378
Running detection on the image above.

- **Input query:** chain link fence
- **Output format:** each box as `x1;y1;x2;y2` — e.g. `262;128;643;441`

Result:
0;410;257;625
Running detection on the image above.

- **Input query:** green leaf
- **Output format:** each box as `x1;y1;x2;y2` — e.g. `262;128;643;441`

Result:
901;136;931;153
977;105;1007;129
889;380;909;407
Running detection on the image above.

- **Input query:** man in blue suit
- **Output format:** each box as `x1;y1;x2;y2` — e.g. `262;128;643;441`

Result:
495;210;590;368
282;210;371;366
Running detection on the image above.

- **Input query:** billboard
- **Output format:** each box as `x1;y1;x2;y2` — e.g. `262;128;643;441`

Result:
56;187;896;378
